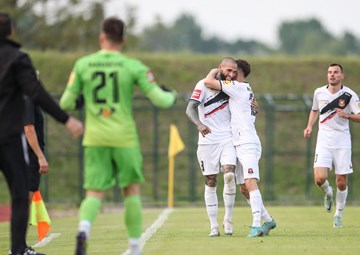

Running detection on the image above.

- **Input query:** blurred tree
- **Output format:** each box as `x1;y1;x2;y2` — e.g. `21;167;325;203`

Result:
2;2;359;56
172;14;203;52
2;0;104;51
138;12;272;55
227;39;272;55
276;18;360;56
122;4;140;51
278;18;335;55
341;32;360;55
138;16;176;51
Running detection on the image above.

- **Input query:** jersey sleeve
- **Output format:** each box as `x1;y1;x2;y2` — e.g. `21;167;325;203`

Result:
220;80;236;98
349;91;360;114
23;95;35;126
132;60;159;95
190;80;206;103
311;89;320;111
60;61;84;111
132;60;176;108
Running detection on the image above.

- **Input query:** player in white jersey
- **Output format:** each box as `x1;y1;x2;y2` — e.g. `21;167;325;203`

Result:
304;63;360;227
186;57;238;237
204;59;276;238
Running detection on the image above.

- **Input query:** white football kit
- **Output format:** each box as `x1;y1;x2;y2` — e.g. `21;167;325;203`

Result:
190;79;236;176
312;85;360;174
219;80;261;183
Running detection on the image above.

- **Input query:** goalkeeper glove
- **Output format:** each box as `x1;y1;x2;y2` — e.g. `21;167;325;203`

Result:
75;94;84;110
160;84;174;92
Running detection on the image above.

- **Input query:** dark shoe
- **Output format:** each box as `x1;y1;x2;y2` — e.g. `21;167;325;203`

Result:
23;247;46;255
75;231;87;255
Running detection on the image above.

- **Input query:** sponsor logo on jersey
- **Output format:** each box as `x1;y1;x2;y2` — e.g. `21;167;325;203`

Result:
98;107;116;118
147;70;155;83
222;80;233;86
191;89;202;99
248;168;254;174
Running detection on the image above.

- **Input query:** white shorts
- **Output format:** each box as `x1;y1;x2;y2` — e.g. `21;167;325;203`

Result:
197;141;236;176
314;146;353;175
235;143;261;184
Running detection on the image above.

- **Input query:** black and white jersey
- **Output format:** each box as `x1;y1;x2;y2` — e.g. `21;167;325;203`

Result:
312;85;360;148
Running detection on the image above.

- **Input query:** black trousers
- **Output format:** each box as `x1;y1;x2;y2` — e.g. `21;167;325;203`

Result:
0;135;29;254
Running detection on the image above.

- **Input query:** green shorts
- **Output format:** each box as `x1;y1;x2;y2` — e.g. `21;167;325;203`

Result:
83;146;144;190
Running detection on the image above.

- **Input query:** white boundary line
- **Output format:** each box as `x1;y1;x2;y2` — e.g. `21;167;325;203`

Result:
32;233;62;248
121;208;174;255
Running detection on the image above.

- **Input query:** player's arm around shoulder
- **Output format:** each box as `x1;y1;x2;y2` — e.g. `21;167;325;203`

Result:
204;68;221;90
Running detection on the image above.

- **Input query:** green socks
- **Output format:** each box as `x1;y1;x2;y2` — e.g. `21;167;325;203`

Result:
78;195;142;239
124;195;142;238
79;196;102;224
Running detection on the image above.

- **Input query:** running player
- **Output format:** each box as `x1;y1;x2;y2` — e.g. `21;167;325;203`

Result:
60;17;176;255
304;63;360;227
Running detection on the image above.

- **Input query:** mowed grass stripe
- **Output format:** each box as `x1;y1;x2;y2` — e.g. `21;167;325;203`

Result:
1;206;359;255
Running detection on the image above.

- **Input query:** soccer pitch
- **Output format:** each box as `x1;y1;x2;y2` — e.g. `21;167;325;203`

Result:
1;206;359;255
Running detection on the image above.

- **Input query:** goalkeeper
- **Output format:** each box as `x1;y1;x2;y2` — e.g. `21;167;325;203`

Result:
60;17;176;255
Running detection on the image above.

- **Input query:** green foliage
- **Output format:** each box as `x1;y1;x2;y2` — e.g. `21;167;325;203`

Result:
27;51;360;95
1;52;360;205
2;1;359;55
3;0;104;51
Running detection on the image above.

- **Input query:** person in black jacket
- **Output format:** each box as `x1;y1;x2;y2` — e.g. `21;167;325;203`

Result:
0;13;83;255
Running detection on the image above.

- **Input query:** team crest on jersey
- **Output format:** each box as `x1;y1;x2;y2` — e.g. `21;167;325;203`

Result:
338;99;345;108
248;168;254;174
147;70;155;83
191;89;202;99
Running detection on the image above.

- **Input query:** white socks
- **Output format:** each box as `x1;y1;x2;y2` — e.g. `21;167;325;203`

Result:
79;220;91;238
249;189;262;227
320;180;333;197
223;172;236;222
246;198;272;223
129;238;141;255
205;185;218;228
335;187;348;218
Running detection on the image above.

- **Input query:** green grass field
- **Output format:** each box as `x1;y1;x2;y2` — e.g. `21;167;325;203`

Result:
1;206;359;255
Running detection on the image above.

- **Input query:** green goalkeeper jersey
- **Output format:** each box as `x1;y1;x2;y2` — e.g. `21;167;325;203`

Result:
60;50;175;147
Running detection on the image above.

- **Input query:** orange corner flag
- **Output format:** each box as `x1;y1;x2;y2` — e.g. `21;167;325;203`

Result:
168;124;185;158
30;191;51;241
